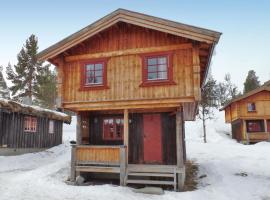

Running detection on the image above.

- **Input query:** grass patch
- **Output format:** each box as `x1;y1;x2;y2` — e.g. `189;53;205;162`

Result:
183;160;199;191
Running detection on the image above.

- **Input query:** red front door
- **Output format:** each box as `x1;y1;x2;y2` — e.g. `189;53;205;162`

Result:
143;114;162;163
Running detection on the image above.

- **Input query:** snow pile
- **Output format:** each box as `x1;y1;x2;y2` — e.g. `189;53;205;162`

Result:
0;110;270;200
63;116;77;141
186;110;232;143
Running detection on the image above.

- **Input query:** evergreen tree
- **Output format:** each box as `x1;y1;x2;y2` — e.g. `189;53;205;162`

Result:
0;66;10;99
33;66;57;109
6;34;43;103
243;70;260;94
198;75;219;143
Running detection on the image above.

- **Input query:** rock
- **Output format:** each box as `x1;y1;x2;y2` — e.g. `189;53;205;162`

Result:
133;187;164;195
75;176;85;185
235;172;248;177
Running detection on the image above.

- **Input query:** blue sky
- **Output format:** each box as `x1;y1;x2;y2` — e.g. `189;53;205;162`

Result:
0;0;269;91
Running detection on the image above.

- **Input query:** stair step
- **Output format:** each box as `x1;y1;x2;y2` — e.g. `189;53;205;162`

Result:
128;172;175;177
126;179;175;185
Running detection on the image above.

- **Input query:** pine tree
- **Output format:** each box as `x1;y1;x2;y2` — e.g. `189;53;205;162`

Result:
33;66;57;109
243;70;260;94
6;34;43;103
198;75;219;143
0;66;10;99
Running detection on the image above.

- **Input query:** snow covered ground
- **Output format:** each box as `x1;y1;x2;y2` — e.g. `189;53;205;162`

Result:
0;111;270;200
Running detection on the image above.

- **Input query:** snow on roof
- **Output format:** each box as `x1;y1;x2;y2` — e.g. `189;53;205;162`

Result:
0;98;71;124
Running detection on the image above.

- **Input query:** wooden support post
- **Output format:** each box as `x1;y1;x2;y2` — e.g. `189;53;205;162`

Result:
243;120;249;144
124;109;129;160
120;146;127;186
176;107;185;191
76;114;82;145
264;119;270;141
70;144;77;182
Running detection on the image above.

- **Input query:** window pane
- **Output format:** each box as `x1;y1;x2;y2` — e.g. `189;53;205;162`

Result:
87;71;94;77
95;76;103;84
95;63;103;70
95;70;103;77
158;57;167;64
148;65;157;72
148;72;157;80
147;58;157;65
158;64;167;72
247;103;256;111
86;64;94;71
86;76;95;84
158;71;168;79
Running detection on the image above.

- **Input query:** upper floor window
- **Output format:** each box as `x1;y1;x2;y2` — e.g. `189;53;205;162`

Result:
247;103;256;112
140;52;175;86
24;116;37;133
103;117;124;141
49;120;54;134
80;59;108;90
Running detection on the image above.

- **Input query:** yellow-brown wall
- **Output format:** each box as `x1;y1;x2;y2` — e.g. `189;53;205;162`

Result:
225;91;270;123
54;23;204;111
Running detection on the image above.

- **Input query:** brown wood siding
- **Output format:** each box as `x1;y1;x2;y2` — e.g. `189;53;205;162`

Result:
67;22;192;56
231;119;242;142
63;50;193;104
56;22;198;111
225;91;270;123
0;110;63;148
238;91;270;119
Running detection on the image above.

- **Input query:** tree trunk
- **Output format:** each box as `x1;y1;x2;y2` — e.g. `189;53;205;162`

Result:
202;108;207;143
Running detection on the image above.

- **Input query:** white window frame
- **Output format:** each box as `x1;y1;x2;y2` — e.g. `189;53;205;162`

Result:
49;120;54;134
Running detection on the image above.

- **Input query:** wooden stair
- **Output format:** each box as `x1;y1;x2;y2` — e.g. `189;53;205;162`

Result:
125;164;178;191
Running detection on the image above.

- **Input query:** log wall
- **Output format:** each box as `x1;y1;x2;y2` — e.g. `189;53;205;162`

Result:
0;110;63;148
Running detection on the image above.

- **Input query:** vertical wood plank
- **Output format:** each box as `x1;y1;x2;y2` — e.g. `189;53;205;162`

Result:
120;146;127;186
70;144;77;182
176;107;185;191
76;114;82;145
124;109;129;164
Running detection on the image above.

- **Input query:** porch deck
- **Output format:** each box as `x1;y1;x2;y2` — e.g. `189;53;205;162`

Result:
70;144;185;191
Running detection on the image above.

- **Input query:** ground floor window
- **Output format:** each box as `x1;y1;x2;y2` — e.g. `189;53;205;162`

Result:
103;117;124;140
49;120;54;134
246;120;265;133
267;120;270;132
24;116;37;132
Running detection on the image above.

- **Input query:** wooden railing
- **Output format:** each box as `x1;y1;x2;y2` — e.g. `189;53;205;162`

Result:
75;145;121;165
247;132;270;141
70;145;127;184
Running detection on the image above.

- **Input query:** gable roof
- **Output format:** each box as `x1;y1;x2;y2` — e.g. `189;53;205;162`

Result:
37;8;221;61
0;98;71;124
220;80;270;111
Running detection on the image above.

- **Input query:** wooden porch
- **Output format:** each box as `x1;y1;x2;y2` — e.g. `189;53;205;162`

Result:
70;145;185;190
70;108;186;191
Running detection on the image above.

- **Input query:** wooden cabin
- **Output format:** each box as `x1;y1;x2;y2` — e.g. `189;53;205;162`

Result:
0;98;71;155
220;81;270;144
37;9;221;190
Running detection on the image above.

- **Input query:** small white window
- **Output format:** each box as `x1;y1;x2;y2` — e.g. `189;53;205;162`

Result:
247;103;256;112
49;120;54;134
